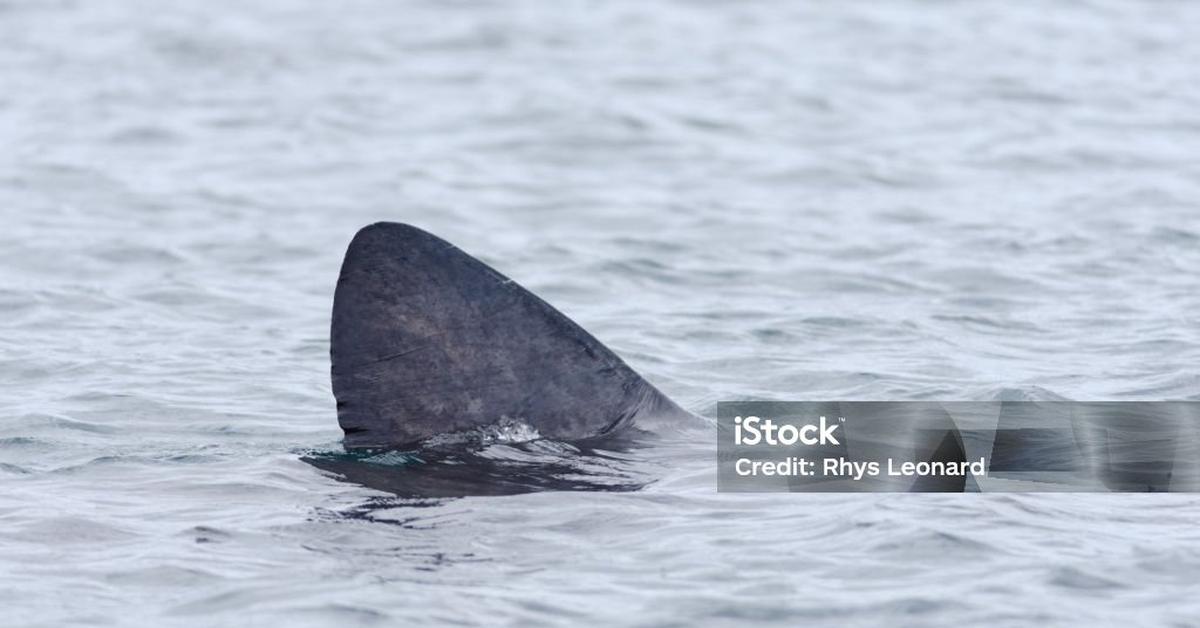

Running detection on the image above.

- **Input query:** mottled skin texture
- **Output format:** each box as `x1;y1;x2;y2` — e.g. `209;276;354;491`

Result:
331;222;689;450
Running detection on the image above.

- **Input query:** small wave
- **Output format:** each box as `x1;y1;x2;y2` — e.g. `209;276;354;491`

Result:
0;462;30;474
421;416;541;448
8;413;117;435
1048;566;1128;591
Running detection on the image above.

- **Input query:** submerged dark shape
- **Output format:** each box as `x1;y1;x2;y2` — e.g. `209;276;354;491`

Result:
303;435;650;500
331;222;690;450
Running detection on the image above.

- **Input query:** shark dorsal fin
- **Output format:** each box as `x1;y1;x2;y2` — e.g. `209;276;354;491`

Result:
331;222;685;449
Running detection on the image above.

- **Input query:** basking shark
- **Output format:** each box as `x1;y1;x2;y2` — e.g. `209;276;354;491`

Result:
330;222;692;451
321;222;969;498
321;223;1193;497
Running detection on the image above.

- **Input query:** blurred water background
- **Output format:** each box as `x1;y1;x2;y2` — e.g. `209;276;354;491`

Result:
2;0;1199;625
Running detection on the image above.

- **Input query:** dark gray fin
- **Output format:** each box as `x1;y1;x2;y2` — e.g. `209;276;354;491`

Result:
910;428;968;493
331;222;689;450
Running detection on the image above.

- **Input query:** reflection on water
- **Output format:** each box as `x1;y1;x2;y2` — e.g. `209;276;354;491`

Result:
303;432;652;499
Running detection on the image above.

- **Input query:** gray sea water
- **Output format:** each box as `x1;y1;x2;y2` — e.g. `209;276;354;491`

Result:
3;0;1200;625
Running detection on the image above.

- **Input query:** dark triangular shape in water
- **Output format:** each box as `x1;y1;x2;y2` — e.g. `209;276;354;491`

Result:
910;428;968;492
331;222;690;451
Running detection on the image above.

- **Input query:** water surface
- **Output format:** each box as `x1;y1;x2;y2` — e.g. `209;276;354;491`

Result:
2;1;1200;625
